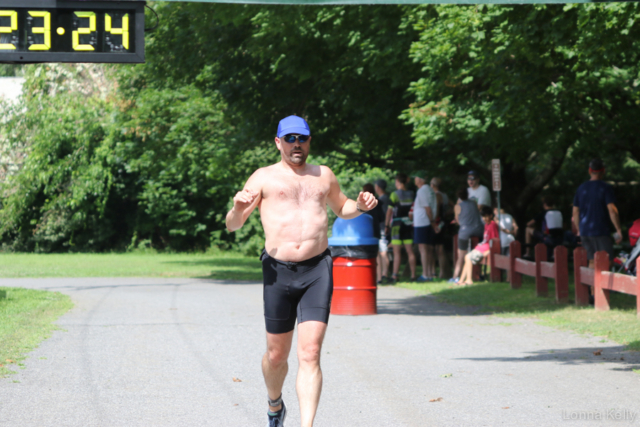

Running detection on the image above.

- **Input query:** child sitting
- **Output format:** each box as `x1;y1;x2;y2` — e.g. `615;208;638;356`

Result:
458;206;499;285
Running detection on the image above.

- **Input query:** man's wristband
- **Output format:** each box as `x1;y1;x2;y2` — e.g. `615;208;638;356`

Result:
356;203;367;213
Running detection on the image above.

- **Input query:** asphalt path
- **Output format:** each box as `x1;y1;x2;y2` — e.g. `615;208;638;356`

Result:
1;277;639;427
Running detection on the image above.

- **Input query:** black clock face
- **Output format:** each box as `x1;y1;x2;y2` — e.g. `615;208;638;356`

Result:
0;1;144;64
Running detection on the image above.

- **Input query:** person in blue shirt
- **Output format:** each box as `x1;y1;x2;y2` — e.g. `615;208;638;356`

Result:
572;158;622;267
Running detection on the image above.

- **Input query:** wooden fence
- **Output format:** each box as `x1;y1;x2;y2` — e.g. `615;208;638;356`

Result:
489;239;569;303
452;235;639;317
574;247;640;318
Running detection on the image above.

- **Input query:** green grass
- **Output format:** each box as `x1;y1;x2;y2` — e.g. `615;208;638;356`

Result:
396;275;640;351
0;251;263;281
0;287;73;377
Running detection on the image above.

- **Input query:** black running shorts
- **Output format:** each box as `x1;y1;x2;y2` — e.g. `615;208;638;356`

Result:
260;248;333;334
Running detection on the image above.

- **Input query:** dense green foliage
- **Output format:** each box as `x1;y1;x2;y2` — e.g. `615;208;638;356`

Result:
1;3;639;253
403;3;640;224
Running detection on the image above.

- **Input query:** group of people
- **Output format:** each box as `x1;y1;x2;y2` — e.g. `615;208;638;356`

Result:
362;172;453;284
366;158;624;287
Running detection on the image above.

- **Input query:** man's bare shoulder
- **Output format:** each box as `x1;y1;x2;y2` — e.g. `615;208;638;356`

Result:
245;166;272;190
318;165;337;180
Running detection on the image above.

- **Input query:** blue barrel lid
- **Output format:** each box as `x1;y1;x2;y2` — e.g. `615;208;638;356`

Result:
328;215;379;246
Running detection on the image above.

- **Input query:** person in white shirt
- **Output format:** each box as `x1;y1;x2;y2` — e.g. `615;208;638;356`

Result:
494;207;519;255
431;177;452;278
412;171;438;281
466;170;491;211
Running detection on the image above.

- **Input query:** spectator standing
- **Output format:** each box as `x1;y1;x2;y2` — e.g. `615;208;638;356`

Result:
573;158;622;267
431;177;452;278
451;187;485;282
458;206;500;285
385;173;416;282
374;179;391;283
494;207;518;256
467;170;491;211
413;171;438;282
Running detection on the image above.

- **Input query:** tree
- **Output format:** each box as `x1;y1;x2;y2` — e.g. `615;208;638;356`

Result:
141;3;422;168
403;4;640;229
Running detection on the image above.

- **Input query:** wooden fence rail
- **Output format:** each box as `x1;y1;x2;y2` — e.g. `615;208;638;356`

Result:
489;239;569;303
574;247;640;318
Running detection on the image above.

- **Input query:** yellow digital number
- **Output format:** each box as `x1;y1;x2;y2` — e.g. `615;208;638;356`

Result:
73;11;96;51
0;10;18;50
28;11;51;51
105;13;129;50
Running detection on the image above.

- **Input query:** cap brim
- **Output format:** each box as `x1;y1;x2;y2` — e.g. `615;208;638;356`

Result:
278;127;310;137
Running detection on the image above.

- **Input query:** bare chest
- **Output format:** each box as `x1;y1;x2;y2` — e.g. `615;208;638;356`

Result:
263;177;329;206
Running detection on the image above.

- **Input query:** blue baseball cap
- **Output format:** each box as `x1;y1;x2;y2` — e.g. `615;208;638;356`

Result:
277;115;311;138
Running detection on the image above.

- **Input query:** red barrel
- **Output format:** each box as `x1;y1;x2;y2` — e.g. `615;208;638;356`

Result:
331;257;377;315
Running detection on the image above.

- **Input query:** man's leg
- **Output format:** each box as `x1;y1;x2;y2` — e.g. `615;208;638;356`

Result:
392;244;402;278
426;244;436;277
436;244;448;278
380;250;390;279
296;320;328;427
418;243;428;277
263;330;294;412
404;242;417;278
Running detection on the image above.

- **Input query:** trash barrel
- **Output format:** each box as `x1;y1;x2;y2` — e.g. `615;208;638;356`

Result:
328;215;379;315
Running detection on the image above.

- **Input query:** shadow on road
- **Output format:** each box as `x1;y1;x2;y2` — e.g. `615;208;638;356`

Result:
162;258;262;282
457;345;640;371
377;294;479;317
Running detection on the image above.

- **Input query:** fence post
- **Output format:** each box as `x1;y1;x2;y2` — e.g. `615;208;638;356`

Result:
594;251;610;311
534;243;548;297
554;245;568;303
574;247;589;306
490;238;501;282
471;236;481;281
510;240;521;289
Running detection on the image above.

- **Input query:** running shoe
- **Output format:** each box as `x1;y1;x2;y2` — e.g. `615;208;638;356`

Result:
447;277;459;283
416;276;432;282
267;400;286;427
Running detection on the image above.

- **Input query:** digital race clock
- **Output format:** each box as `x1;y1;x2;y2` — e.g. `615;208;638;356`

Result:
0;1;145;64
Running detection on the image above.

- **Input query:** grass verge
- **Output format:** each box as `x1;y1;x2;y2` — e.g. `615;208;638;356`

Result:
0;251;263;281
396;275;640;351
0;287;74;377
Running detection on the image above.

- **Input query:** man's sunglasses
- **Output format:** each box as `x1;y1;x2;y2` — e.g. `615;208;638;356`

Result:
282;134;310;143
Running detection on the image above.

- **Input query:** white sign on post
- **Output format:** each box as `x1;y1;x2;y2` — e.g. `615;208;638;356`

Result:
492;159;501;192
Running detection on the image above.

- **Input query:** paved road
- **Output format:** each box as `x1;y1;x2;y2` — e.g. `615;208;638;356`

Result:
1;277;639;427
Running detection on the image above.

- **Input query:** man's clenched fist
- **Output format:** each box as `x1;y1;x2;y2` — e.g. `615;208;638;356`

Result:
233;188;258;210
357;191;378;212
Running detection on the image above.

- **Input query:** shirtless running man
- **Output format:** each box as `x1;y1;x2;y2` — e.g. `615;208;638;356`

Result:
225;115;378;427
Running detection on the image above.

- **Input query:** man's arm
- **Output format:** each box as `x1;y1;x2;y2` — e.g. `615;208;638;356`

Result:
608;203;623;243
425;207;434;224
572;206;580;236
225;171;263;232
325;167;377;218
